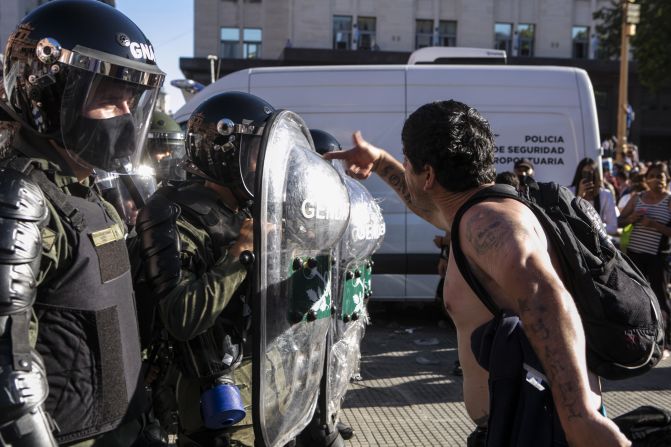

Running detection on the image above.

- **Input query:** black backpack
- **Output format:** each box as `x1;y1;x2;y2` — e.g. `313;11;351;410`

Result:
613;406;671;446
451;182;664;380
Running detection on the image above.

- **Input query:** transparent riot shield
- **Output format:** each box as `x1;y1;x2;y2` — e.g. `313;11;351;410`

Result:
252;111;350;447
324;171;386;430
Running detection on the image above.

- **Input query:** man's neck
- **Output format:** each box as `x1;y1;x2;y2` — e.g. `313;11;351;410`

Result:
432;183;494;229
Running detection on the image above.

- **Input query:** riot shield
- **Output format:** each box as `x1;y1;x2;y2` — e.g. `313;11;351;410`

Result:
323;171;385;430
252;110;350;447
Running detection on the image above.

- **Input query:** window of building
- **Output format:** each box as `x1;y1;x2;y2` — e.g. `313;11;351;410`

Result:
494;23;513;53
415;19;434;49
438;20;457;47
572;26;589;59
517;23;535;57
333;15;352;50
220;27;240;58
357;16;377;50
220;27;262;59
242;28;262;58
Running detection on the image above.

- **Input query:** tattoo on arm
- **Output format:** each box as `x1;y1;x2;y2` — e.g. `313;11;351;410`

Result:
518;297;551;341
556;379;584;420
378;162;413;207
518;297;585;421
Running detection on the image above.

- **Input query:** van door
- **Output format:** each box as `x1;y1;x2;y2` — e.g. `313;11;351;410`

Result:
249;67;410;299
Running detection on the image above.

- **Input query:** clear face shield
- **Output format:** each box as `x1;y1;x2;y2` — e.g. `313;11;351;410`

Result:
238;133;262;199
60;69;159;173
96;169;157;226
146;132;187;182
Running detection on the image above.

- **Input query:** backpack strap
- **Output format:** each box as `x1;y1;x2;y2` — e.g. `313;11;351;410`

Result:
450;184;523;316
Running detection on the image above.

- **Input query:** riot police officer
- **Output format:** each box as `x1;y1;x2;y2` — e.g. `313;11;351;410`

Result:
145;110;187;185
135;92;273;446
0;1;165;445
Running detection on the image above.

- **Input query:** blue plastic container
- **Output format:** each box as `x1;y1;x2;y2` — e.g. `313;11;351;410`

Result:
201;383;246;429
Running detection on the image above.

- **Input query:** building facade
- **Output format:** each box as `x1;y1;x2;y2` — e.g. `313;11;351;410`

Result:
183;0;670;160
193;0;612;61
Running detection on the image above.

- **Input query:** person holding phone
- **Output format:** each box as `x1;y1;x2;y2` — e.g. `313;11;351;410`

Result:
569;158;620;236
619;162;671;359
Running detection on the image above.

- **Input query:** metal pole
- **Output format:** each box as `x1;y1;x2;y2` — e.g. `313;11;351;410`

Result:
207;55;217;84
616;0;629;163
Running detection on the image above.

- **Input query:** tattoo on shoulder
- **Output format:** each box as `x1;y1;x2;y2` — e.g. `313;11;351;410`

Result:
465;208;509;255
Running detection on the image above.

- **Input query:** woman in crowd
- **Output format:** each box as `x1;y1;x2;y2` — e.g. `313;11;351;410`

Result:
619;162;671;358
569;157;620;235
618;172;649;211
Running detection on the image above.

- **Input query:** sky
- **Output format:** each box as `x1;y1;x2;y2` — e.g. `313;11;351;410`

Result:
116;0;194;114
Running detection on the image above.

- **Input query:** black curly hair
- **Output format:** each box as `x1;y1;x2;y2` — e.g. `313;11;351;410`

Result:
401;100;496;192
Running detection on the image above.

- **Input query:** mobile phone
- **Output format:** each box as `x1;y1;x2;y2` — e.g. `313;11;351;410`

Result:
581;171;594;182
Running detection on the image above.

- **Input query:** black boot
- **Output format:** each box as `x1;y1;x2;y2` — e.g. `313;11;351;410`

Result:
336;421;354;440
466;426;487;447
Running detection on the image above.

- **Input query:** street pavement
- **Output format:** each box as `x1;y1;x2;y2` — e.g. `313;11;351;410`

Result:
339;305;671;447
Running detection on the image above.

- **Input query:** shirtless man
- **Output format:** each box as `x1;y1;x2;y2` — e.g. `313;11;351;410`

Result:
324;100;630;446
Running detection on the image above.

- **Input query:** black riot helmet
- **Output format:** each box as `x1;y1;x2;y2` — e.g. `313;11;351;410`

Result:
146;110;186;182
309;129;342;155
184;91;274;200
3;0;165;172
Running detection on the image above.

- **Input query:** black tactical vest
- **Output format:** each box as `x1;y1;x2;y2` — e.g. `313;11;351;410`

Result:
149;183;251;384
5;158;144;444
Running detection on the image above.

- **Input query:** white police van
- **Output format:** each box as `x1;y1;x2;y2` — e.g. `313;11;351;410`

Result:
174;62;600;302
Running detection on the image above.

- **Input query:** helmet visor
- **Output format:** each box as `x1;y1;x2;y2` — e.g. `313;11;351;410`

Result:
96;170;157;226
239;133;262;199
146;134;186;181
61;69;158;173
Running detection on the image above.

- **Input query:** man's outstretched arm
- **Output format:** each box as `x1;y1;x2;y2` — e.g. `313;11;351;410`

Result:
324;131;442;228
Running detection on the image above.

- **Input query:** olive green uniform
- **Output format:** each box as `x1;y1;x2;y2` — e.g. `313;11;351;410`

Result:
139;185;254;447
